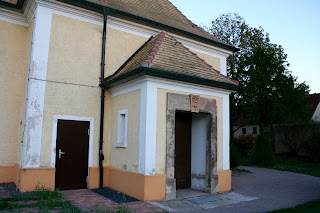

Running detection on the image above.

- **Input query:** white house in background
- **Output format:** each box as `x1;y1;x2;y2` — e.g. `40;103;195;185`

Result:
233;125;259;138
310;93;320;122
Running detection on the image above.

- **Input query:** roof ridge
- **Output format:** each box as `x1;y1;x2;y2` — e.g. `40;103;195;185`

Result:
167;0;234;48
141;31;166;67
164;32;239;84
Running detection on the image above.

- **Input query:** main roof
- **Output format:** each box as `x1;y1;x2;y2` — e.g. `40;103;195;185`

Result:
103;32;239;90
86;0;233;49
0;0;236;52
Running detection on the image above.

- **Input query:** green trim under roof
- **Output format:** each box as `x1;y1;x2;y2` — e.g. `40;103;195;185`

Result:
102;67;242;91
0;0;24;10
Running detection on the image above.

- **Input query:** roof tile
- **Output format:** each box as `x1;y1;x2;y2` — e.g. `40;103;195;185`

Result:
105;32;239;86
86;0;234;50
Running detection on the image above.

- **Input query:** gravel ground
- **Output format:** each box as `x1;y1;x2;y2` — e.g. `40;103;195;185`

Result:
92;187;138;204
0;183;20;198
192;166;320;213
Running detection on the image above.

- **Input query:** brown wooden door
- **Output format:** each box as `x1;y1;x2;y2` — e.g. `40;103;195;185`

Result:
55;120;90;190
175;111;191;189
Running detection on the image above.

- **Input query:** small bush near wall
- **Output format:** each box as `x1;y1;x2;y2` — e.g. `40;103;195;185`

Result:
253;133;275;166
233;135;257;157
230;143;242;168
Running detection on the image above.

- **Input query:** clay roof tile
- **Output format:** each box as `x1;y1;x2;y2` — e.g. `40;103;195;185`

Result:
104;32;239;88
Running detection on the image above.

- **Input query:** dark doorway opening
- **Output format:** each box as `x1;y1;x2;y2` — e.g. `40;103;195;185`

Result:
174;111;192;189
55;120;90;190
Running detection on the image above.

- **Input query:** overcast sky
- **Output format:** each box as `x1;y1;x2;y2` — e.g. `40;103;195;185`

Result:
169;0;320;93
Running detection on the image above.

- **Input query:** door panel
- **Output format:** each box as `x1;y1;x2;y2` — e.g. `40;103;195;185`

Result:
175;111;191;189
55;120;89;190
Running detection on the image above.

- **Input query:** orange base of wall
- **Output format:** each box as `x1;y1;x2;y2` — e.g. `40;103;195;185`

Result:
18;167;55;192
88;166;166;201
0;165;16;183
108;167;166;201
1;166;231;200
87;167;110;189
0;165;55;192
217;170;232;192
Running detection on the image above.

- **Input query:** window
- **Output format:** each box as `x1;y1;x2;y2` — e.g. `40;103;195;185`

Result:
253;127;258;134
242;128;247;135
115;109;128;147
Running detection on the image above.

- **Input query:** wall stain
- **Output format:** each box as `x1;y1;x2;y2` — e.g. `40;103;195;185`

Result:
191;173;206;179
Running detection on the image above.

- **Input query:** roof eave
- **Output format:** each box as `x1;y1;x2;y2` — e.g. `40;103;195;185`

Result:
0;0;24;10
102;67;242;91
55;0;238;52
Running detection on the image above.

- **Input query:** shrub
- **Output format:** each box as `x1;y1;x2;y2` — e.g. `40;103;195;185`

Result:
230;143;242;168
233;135;257;157
252;132;275;166
303;124;320;162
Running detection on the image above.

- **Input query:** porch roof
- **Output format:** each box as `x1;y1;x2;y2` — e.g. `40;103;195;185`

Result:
102;32;240;91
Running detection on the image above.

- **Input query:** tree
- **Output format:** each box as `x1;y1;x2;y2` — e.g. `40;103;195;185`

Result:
208;13;310;134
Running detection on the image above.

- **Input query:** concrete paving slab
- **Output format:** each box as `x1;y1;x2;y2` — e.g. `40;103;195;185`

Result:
155;192;256;212
189;196;221;204
176;188;208;199
159;200;203;211
200;199;235;209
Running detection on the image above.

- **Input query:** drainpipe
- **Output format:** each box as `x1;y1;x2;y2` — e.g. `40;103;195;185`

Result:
99;7;109;189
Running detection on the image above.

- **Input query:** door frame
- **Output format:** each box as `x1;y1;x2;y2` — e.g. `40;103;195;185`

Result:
51;115;94;171
166;93;218;200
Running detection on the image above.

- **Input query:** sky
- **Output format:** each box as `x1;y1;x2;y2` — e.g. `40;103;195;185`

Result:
169;0;320;94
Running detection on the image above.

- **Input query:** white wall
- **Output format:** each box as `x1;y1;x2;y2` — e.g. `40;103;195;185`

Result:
233;125;260;138
191;113;206;191
312;103;320;122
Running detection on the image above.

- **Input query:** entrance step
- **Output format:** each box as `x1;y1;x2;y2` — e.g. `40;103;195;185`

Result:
190;195;220;204
176;188;208;199
155;192;257;212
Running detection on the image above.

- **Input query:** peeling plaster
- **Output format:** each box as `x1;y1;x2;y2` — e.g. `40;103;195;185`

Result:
21;6;53;168
24;153;40;167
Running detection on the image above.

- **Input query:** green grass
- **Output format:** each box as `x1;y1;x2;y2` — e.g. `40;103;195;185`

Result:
0;185;134;213
239;156;320;178
267;200;320;213
271;157;320;178
0;186;81;212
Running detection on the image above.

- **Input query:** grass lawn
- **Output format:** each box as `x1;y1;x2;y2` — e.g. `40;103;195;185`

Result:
267;200;320;213
239;156;320;178
0;185;134;212
0;186;81;212
271;156;320;178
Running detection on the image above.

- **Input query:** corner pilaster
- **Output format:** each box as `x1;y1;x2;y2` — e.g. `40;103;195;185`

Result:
22;5;52;167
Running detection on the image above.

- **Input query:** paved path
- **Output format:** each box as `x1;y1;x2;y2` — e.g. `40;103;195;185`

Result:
62;189;165;212
2;167;320;212
193;166;320;213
